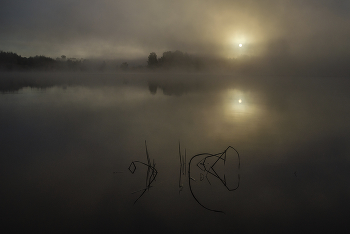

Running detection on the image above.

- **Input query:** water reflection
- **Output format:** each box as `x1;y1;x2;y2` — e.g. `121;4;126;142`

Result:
128;141;158;204
188;146;240;213
126;141;240;214
1;73;350;232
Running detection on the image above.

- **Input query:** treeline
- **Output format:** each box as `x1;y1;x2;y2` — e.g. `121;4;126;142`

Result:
2;50;349;76
147;50;203;71
0;50;221;72
146;50;251;72
0;51;125;72
0;51;56;71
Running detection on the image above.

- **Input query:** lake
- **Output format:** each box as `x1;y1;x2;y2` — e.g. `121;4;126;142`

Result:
1;72;350;233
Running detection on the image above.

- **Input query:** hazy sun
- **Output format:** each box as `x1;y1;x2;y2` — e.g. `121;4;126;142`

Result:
239;44;242;47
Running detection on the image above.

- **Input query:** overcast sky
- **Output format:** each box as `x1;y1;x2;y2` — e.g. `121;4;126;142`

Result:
1;0;350;60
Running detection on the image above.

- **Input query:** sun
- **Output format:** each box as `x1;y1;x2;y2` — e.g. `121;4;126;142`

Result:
239;44;243;47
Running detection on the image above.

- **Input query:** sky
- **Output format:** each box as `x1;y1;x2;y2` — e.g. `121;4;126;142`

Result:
1;0;350;60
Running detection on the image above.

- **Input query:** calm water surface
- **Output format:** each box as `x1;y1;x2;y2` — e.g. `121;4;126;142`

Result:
1;73;350;233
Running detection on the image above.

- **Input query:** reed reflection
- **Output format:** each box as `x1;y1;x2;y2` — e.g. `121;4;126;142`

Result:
188;146;241;213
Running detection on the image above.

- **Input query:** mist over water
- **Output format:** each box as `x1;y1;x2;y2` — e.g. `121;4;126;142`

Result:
1;73;350;232
2;0;350;232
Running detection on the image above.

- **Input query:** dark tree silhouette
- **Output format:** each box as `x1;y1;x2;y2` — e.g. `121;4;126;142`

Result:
0;50;113;72
157;50;195;70
0;51;56;71
147;52;158;68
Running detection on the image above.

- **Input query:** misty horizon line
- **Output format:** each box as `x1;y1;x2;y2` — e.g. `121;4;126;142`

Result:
1;49;350;77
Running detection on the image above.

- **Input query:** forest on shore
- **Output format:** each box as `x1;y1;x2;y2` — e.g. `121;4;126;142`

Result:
0;51;111;72
1;50;350;76
0;50;230;72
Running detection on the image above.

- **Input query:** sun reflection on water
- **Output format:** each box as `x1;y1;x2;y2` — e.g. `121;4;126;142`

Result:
223;89;263;124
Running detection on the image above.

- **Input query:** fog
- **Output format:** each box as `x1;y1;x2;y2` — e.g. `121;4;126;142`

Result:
2;2;350;230
1;0;350;63
1;73;350;232
1;1;350;230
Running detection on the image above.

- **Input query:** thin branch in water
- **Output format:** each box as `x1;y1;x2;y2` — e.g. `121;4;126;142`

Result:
178;142;187;194
128;141;158;204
